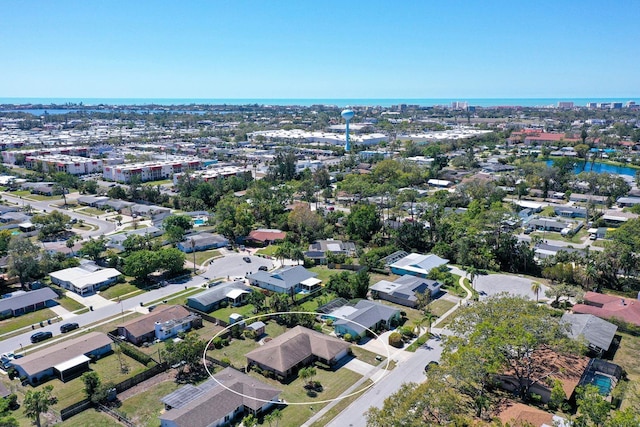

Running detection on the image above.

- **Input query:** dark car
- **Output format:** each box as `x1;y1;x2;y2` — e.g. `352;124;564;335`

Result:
243;256;251;263
60;322;79;333
30;331;53;343
258;265;268;271
424;360;439;373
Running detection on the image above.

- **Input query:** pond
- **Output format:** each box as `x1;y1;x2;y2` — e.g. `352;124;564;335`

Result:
545;160;638;177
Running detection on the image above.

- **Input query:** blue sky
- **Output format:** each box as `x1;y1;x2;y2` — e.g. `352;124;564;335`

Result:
1;0;638;99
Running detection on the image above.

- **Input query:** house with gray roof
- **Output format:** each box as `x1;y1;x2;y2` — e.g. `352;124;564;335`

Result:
186;281;251;313
304;239;357;264
246;326;350;380
12;332;112;385
333;300;401;339
370;275;441;308
561;313;618;355
0;287;58;318
553;205;587;218
106;226;164;251
534;243;587;260
247;266;320;294
160;367;282;427
617;196;640;207
389;253;449;278
525;218;568;233
177;232;229;253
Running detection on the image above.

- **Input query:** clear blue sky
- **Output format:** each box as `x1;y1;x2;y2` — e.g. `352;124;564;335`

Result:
1;0;638;99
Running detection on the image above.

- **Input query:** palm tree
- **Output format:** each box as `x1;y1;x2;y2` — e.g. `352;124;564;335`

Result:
466;266;478;290
23;385;54;427
531;281;542;302
412;317;425;336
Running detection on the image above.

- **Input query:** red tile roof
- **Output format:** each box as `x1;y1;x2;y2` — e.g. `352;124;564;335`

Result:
247;229;286;243
573;291;640;326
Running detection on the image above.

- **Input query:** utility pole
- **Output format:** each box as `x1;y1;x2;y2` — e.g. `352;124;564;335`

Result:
191;238;196;274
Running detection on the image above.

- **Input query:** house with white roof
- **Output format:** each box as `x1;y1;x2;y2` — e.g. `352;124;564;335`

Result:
49;265;121;295
370;275;441;308
388;253;449;278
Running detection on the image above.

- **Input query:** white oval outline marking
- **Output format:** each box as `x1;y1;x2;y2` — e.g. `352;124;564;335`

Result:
202;310;393;405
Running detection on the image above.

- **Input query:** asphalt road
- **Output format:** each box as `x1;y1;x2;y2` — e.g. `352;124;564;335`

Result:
0;252;275;355
0;192;115;238
325;336;444;427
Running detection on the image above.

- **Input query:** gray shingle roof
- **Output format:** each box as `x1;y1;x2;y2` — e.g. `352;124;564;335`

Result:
562;313;618;351
0;287;58;314
334;300;400;335
248;266;316;291
186;281;250;307
160;367;281;426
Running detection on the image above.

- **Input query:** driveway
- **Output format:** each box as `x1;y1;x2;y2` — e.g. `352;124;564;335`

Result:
202;252;275;281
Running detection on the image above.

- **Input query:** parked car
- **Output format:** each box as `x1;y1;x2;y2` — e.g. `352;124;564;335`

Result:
30;331;53;343
243;256;251;263
424;360;439;373
258;265;268;271
60;322;79;333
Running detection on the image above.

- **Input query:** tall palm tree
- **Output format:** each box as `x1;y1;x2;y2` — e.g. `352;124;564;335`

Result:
531;281;542;302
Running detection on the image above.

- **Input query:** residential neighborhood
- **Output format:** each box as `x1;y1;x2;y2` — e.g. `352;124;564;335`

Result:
0;99;638;427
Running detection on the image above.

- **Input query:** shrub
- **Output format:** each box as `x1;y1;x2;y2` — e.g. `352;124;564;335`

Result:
326;319;334;327
212;337;223;349
343;333;353;342
389;332;403;348
119;342;153;365
220;357;231;366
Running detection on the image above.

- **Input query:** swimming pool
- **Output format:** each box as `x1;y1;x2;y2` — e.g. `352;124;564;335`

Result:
193;218;206;226
587;373;613;395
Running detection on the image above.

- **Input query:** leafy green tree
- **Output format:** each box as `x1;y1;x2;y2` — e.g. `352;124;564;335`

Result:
78;236;107;261
548;379;566;411
123;250;158;280
23;385;55;427
247;291;266;313
164;214;194;244
0;229;13;255
345;203;381;242
287;205;323;243
267;151;297;182
161;332;207;377
575;385;611;427
0;396;18;427
107;185;127;200
32;210;71;240
157;247;186;275
7;236;41;288
445;294;580;401
52;172;77;206
80;179;98;194
122;234;154;253
81;371;101;401
241;413;257;427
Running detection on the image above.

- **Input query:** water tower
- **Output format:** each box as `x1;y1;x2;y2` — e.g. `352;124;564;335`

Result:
341;109;355;152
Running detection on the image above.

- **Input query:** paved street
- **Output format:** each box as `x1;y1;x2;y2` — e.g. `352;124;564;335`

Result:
320;336;444;427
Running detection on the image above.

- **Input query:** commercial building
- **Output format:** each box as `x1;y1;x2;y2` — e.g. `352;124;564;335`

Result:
24;154;105;175
1;146;89;165
103;157;203;183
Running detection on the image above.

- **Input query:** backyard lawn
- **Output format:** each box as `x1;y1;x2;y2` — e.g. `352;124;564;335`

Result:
255;245;279;256
60;409;122;427
117;380;181;427
192;249;222;266
210;303;256;321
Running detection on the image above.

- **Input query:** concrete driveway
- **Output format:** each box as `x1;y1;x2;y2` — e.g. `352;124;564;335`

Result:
201;252;274;281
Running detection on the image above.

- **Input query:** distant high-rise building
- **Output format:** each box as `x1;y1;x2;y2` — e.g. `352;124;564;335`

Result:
451;101;469;110
586;102;598;109
612;102;623;109
557;101;574;109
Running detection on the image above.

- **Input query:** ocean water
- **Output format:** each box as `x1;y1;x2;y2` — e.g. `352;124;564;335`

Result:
0;97;636;108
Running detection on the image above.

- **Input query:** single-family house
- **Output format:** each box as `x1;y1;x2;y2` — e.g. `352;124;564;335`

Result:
534;243;587;260
177;232;229;253
617;196;640;207
245;229;286;246
496;348;589;403
117;305;200;345
247;266;321;294
370;275;441;308
569;193;608;205
388;253;449;278
526;218;567;233
561;313;618;354
0;287;58;318
304;239;356;264
498;402;569;427
12;332;113;385
573;292;640;327
49;265;121;295
160;367;282;427
553;206;587;218
333;300;401;339
186;281;252;312
246;326;350;380
601;209;639;226
106;226;164;251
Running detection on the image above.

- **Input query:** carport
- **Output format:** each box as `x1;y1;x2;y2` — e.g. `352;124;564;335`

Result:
54;355;91;382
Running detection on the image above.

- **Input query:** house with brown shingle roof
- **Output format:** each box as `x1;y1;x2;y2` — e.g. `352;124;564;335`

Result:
117;305;199;345
573;291;640;327
246;326;350;380
246;228;286;246
12;332;113;385
497;401;568;427
159;367;281;427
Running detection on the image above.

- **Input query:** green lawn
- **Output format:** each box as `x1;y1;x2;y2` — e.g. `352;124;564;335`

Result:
142;179;173;186
350;346;384;365
0;308;58;335
247;366;365;427
309;266;342;283
60;409;122;427
80;207;106;216
207;321;289;368
118;380;181;427
255;245;279;256
428;298;456;317
57;295;86;312
99;283;145;301
192;249;222;266
529;228;588;244
441;274;467;297
144;287;207;308
309;380;374;427
210;303;257;320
